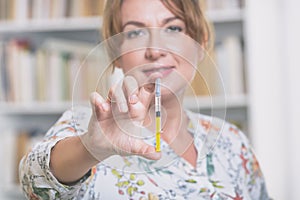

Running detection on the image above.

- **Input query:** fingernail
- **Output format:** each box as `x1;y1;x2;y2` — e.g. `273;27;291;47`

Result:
129;94;138;104
144;83;155;93
119;102;128;113
96;96;102;105
101;102;110;112
150;151;162;160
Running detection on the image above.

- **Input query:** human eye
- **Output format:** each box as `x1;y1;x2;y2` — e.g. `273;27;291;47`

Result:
125;29;146;39
165;25;183;33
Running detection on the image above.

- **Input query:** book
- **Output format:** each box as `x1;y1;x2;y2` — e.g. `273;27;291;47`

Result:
7;0;16;21
0;41;4;101
19;49;35;103
82;0;105;17
215;36;244;95
50;0;67;19
204;0;243;11
0;129;45;186
0;130;17;187
35;49;47;101
47;50;63;102
69;0;82;18
6;40;20;102
69;54;84;102
185;49;220;97
1;0;105;22
13;0;29;22
32;0;45;19
0;0;7;21
5;39;35;103
15;131;29;183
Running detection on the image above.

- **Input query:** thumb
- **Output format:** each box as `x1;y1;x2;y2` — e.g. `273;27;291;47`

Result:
131;139;162;160
89;92;111;121
89;92;102;117
138;83;155;109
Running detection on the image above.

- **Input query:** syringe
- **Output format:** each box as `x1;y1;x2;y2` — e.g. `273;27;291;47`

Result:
155;78;161;152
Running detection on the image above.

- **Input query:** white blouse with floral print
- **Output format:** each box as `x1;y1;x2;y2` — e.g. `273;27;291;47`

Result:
19;106;270;200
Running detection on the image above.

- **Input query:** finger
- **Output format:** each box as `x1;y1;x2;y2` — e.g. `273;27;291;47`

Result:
123;76;139;104
123;76;144;119
126;84;154;120
89;92;111;120
130;139;161;160
113;134;161;160
107;117;161;159
112;82;128;113
138;84;155;109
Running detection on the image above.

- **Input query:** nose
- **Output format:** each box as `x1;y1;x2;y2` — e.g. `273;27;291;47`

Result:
145;47;166;60
145;31;166;60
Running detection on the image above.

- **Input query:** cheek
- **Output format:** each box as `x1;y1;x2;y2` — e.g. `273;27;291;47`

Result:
176;56;196;82
119;51;145;73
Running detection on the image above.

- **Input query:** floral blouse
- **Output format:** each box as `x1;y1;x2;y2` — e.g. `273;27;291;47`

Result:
19;106;269;200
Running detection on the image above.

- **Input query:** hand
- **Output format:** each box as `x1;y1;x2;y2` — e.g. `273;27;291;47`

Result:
80;76;161;162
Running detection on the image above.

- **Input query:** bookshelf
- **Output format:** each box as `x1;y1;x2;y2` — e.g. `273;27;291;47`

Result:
0;1;247;199
0;16;246;118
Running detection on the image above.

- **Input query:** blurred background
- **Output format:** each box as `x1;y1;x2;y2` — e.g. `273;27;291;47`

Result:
0;0;299;199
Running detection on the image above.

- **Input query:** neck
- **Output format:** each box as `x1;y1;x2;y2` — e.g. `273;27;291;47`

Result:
144;90;188;143
143;91;198;168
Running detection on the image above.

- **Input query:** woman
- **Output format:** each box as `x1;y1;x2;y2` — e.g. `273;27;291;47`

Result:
19;0;270;199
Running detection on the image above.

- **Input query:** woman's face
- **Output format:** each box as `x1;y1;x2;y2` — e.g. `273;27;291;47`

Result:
118;0;200;97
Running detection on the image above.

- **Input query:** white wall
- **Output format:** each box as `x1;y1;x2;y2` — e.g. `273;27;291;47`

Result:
245;0;300;199
284;0;300;199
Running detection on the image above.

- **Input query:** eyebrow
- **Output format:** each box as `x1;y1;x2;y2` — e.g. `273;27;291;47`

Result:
122;16;180;30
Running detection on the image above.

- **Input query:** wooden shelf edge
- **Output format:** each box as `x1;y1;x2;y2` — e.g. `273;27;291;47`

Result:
183;94;248;110
0;17;102;33
0;9;244;33
206;9;244;23
0;101;86;115
0;95;247;115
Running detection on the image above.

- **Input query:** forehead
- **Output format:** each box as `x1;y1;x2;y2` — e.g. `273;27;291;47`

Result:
121;0;176;25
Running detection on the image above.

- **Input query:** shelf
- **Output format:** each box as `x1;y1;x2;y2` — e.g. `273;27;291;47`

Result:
0;102;75;115
206;9;244;23
0;95;247;115
183;94;248;110
0;17;102;33
0;9;243;33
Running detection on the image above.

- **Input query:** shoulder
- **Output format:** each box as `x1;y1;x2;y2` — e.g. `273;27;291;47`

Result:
187;110;245;137
187;111;270;199
186;110;251;154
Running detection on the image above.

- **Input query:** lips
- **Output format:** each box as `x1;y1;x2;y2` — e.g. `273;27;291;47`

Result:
143;66;175;77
